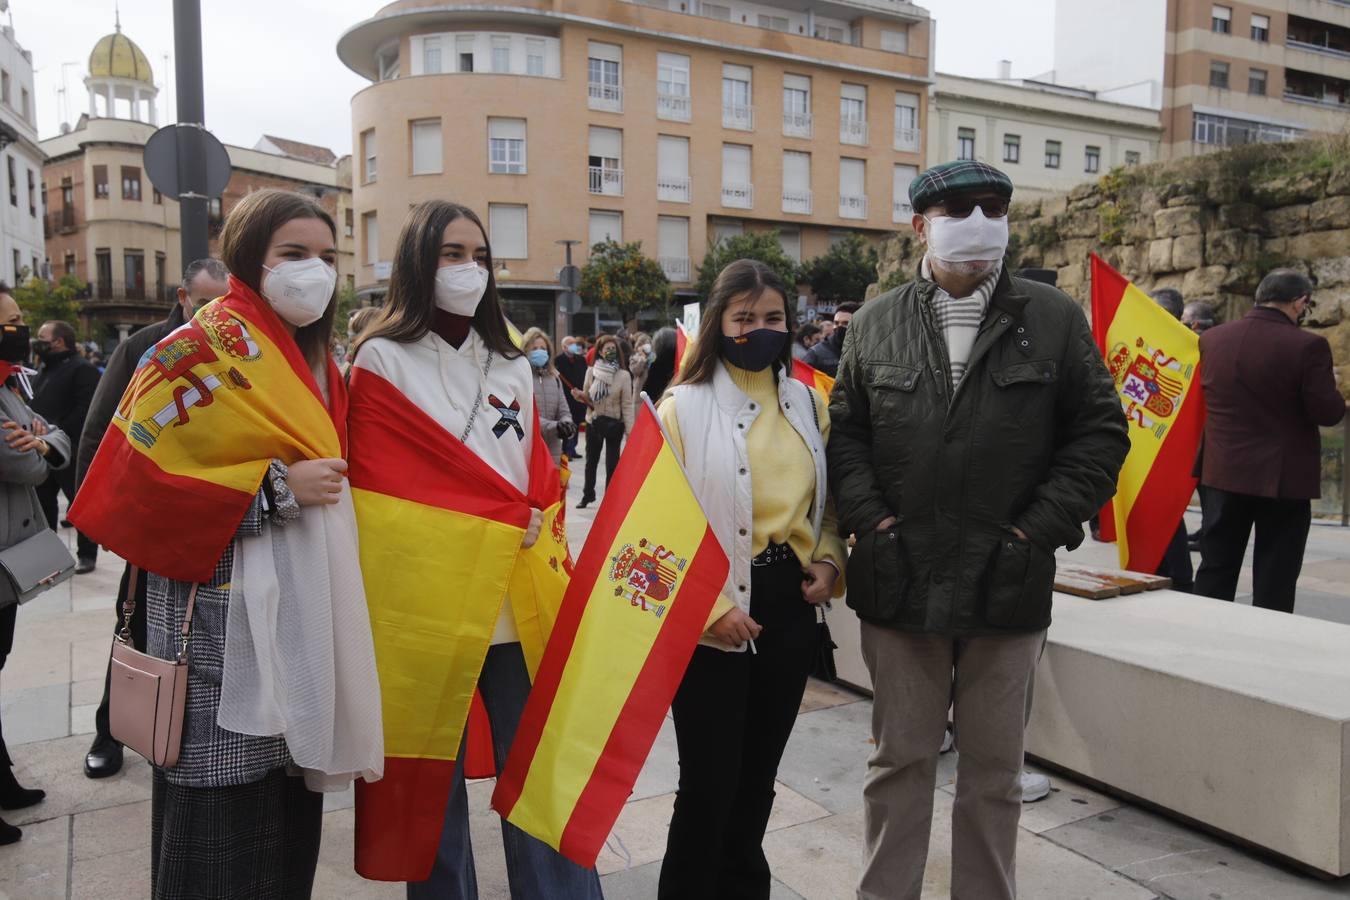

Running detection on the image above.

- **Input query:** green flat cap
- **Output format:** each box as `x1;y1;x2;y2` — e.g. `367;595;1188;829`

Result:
909;160;1014;213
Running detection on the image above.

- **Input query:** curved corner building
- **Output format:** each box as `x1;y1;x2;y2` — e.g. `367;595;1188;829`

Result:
338;0;933;334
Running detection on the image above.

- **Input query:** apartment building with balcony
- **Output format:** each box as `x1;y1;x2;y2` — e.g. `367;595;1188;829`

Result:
337;0;933;336
929;72;1162;201
1163;0;1350;156
0;20;44;289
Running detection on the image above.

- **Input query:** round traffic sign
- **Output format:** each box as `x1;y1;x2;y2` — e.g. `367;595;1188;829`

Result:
143;123;232;199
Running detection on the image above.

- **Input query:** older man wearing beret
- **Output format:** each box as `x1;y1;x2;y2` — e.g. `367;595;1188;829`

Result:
828;161;1128;899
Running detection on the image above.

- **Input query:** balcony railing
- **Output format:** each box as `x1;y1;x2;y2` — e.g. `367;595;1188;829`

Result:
90;280;175;304
894;126;922;152
1283;89;1350;109
782;188;813;215
660;256;691;282
657;175;691;203
723;103;755;131
588;81;624;112
1287;38;1350;60
48;207;77;236
840;117;869;145
839;194;868;219
657;91;691;122
783;111;813;138
893;200;914;222
588;166;624;196
721;182;754;208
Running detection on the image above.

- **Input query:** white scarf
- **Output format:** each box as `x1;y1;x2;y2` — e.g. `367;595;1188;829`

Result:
590;358;619;402
217;481;384;792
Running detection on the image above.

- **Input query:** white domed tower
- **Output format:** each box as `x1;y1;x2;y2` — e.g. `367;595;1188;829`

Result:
84;12;157;124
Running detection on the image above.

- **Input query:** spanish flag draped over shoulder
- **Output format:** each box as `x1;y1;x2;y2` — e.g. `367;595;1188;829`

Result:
791;357;835;396
348;363;569;882
1090;254;1205;573
492;398;728;868
70;276;346;582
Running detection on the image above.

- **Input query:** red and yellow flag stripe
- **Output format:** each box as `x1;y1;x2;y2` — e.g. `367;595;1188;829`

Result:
1091;254;1205;573
493;400;728;867
791;357;835;396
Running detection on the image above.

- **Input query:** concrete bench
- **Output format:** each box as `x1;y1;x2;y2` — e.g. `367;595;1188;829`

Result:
1027;590;1350;877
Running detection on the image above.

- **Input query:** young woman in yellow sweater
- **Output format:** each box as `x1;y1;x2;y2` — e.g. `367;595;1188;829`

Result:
656;259;846;899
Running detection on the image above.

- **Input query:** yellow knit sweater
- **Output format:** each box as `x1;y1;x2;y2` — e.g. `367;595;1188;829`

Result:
658;363;847;628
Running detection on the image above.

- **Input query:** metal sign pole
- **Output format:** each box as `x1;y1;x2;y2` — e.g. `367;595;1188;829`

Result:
173;0;208;268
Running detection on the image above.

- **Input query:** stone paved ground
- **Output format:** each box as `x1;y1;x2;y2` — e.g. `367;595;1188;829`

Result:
2;479;1350;898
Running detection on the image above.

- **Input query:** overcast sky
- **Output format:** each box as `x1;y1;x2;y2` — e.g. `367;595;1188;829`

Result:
26;0;1056;156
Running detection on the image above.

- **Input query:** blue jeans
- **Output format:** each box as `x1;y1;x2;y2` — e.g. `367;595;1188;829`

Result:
406;643;604;900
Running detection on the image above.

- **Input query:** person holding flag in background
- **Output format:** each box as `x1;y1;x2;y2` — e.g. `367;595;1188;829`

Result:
654;259;846;899
345;200;600;899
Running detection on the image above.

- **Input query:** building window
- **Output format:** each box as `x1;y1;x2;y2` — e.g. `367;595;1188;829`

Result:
957;128;976;161
1209;60;1230;89
491;35;511;73
657;134;691;203
1193;111;1302;146
455;35;475;72
880;28;908;54
153;187;162;204
6;157;13;206
155;252;166;302
0;70;8;106
11;250;18;284
122;166;142;201
95;249;112;297
657;52;691;121
363;213;378;266
124;251;146;300
26;170;34;216
1211;5;1231;34
344;208;354;238
782;150;812;214
1085;146;1101;173
588;126;623;195
721;143;753;208
894;92;920;151
423;36;443;74
757;14;789;32
588;210;622;249
19;88;28;122
488;118;527;174
893;164;918;222
722;64;754;130
1251;14;1269;42
410;119;443;175
378;45;400;80
63;252;75;276
362;130;376;182
1003;134;1020;163
488;203;528;259
839;157;867;219
588;42;623;112
526;38;546;76
1045;140;1061;168
783;74;812;137
840;84;867;145
657;215;690;282
1125;150;1141;166
702;2;731;20
1248;68;1267;95
93;165;109;199
711;219;743;245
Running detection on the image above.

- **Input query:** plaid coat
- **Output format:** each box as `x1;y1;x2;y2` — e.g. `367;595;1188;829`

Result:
146;466;298;788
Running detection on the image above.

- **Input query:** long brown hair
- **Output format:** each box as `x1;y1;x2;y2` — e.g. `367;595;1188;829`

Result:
219;189;338;371
674;259;794;387
354;201;520;360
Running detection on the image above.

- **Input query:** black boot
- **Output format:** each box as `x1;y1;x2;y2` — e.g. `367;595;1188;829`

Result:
0;815;19;845
0;765;43;811
577;495;595;510
84;734;124;779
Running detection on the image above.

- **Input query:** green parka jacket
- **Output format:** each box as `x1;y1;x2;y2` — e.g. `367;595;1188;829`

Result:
827;264;1129;636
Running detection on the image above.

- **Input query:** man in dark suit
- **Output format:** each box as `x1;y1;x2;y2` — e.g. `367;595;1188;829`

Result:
1194;269;1346;613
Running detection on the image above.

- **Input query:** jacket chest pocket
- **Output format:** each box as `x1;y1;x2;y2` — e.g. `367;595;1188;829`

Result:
865;363;923;421
991;359;1058;390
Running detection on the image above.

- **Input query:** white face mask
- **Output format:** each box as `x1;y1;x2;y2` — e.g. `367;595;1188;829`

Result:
261;258;336;327
434;261;489;316
923;206;1010;265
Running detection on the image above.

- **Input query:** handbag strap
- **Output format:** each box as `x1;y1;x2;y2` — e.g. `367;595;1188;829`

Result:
121;566;199;661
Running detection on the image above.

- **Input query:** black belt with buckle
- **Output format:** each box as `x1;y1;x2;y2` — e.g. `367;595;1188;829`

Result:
752;542;798;567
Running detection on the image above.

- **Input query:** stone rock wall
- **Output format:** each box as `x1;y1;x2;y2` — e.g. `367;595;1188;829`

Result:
875;139;1350;391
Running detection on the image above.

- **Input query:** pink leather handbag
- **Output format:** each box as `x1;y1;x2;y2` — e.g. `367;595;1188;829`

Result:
108;568;198;769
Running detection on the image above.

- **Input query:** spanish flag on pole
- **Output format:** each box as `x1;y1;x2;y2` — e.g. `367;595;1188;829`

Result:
347;365;569;881
1091;254;1204;573
493;398;728;868
70;277;346;582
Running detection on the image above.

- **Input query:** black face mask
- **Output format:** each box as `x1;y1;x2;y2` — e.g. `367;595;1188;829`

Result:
831;325;848;349
30;338;51;362
721;328;789;372
0;325;30;364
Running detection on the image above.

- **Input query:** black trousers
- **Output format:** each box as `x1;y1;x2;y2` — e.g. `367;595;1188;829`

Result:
659;556;817;900
37;470;97;562
1156;522;1194;592
0;603;15;767
1194;489;1312;613
93;564;148;741
581;415;624;501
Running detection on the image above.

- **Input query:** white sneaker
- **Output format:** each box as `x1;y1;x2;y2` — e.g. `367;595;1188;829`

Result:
939;725;954;754
1020;771;1051;803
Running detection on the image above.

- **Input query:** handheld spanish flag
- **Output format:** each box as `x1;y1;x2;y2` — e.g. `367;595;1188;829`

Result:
492;398;728;868
70;277;346;582
347;363;569;881
791;357;835;396
674;320;691;372
1090;254;1204;573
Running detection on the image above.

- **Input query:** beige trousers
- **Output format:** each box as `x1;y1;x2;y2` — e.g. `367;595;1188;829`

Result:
857;623;1047;900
